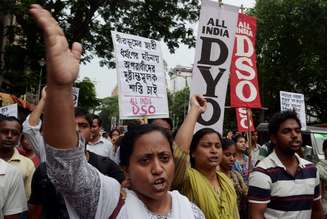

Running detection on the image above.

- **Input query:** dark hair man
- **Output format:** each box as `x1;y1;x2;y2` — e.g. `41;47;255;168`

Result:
248;110;324;219
87;115;115;159
0;116;35;199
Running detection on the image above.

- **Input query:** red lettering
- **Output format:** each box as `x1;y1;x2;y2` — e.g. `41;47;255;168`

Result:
132;104;139;115
141;105;148;115
148;105;156;114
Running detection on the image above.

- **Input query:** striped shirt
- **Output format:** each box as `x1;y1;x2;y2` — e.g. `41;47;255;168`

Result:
248;150;321;219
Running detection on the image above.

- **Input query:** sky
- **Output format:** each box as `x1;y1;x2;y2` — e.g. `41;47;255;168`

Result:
78;0;255;98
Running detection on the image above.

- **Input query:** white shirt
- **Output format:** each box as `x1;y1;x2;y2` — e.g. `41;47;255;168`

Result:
87;136;114;158
0;159;27;218
250;143;261;166
248;151;321;219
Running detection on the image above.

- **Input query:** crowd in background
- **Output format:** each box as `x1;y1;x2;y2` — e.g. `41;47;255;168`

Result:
1;93;326;218
0;5;326;219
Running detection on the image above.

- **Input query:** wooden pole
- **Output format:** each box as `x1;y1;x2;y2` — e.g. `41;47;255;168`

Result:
246;108;253;171
143;116;148;124
240;4;245;14
218;0;223;7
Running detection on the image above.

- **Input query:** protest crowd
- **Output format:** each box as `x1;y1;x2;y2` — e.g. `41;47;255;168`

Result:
0;3;326;219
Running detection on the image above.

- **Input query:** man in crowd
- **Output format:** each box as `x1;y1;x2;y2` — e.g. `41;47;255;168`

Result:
0;158;27;219
87;115;114;159
17;135;40;167
0;116;35;199
249;131;262;166
248;110;324;219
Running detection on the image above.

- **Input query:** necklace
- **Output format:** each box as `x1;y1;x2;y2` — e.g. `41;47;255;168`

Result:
146;208;172;219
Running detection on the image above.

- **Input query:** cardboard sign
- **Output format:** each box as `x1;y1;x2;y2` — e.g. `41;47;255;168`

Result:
72;87;80;107
280;91;306;130
230;13;261;108
190;0;239;133
111;31;169;119
236;107;255;132
0;104;18;118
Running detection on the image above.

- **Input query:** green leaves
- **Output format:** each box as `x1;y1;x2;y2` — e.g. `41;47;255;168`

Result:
75;77;99;111
2;0;199;97
253;0;326;123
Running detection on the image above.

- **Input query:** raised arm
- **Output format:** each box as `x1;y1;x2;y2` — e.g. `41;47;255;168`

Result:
28;5;120;218
174;95;207;152
29;4;81;149
28;86;46;126
22;87;47;161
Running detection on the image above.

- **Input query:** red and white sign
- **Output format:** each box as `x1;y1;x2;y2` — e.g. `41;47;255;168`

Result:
230;13;261;108
236;108;255;132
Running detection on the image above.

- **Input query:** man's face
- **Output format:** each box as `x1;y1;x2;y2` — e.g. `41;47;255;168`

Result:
0;121;21;149
271;119;302;155
75;116;91;143
21;136;33;151
91;119;101;138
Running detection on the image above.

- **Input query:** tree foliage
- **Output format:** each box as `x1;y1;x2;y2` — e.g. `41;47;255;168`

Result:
97;95;119;131
168;87;190;130
1;0;199;96
250;0;326;123
75;77;99;111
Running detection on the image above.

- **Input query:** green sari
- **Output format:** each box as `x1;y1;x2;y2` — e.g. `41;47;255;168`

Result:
173;146;239;219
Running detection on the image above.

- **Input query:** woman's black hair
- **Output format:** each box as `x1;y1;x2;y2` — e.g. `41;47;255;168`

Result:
149;118;173;130
221;138;235;151
119;124;173;167
190;128;222;168
109;128;121;138
233;134;245;143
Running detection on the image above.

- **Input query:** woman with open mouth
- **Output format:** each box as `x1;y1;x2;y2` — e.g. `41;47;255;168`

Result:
172;95;239;219
29;4;206;219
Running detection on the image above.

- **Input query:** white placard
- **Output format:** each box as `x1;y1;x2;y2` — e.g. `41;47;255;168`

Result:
280;91;306;130
72;87;80;107
0;103;18;118
111;31;169;119
190;0;239;133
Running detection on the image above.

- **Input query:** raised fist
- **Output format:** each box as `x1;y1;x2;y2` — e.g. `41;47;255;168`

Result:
29;4;82;87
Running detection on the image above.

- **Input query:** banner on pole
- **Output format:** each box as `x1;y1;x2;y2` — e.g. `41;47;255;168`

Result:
0;103;18;118
236;107;255;132
72;87;80;107
280;91;306;130
190;0;239;133
111;31;169;120
230;13;261;108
